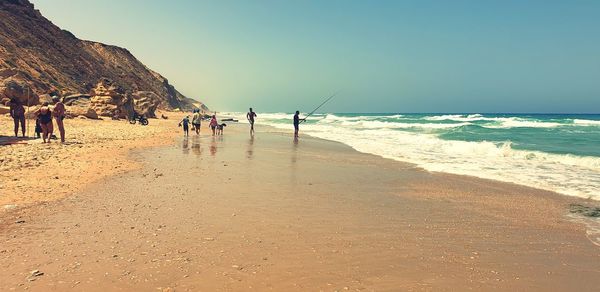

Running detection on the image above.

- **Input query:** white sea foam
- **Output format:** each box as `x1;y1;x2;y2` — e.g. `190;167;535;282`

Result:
258;114;600;200
336;120;470;129
424;114;570;128
574;119;600;126
485;119;564;129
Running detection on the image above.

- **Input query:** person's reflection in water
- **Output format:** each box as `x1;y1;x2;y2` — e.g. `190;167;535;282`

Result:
292;137;299;164
290;136;299;184
182;137;189;154
246;135;254;159
192;135;201;156
210;136;217;156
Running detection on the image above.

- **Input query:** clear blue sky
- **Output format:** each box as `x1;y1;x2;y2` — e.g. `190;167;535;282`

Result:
31;0;600;113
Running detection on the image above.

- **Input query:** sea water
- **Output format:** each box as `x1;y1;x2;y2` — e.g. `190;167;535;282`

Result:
226;113;600;200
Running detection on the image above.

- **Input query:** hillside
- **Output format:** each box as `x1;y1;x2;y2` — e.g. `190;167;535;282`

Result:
0;0;207;117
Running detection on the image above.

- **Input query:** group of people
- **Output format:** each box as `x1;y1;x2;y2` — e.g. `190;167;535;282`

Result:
179;110;224;137
178;107;307;138
8;97;66;143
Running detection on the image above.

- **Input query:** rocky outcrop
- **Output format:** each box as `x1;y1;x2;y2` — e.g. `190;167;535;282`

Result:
62;94;97;119
88;78;129;117
0;78;39;106
131;91;161;118
0;0;208;117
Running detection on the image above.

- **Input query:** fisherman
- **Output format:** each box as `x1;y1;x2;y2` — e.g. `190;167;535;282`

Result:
179;115;191;136
293;110;305;138
192;109;202;135
246;107;257;135
9;98;26;137
294;92;337;138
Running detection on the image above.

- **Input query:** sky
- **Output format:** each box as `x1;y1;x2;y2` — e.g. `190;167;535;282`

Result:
31;0;600;113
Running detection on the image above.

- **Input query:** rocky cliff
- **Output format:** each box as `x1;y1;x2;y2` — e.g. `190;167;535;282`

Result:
0;0;208;118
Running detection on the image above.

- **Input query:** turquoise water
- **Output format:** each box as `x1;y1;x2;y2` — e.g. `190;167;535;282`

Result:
331;113;600;157
227;112;600;200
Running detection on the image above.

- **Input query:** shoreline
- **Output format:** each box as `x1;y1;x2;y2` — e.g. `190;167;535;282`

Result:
0;122;598;290
2;116;599;237
240;112;600;201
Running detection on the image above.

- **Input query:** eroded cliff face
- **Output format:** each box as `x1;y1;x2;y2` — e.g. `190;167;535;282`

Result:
0;0;207;117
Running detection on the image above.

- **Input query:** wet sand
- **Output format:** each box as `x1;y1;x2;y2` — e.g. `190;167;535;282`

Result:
1;123;599;291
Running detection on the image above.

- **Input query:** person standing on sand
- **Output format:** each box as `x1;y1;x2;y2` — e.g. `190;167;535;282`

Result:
246;107;257;135
179;115;191;136
192;109;202;135
9;98;26;137
209;114;218;136
293;110;305;138
37;102;53;143
52;96;66;143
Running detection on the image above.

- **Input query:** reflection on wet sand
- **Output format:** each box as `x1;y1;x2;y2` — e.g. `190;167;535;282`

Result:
289;136;300;184
291;137;299;164
247;135;254;159
210;136;218;156
182;137;189;154
191;135;201;156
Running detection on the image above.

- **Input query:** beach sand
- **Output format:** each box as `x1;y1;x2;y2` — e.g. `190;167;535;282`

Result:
0;120;599;291
0;113;181;207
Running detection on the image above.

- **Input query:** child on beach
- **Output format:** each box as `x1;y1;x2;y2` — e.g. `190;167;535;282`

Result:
209;115;218;136
179;116;190;136
34;117;42;138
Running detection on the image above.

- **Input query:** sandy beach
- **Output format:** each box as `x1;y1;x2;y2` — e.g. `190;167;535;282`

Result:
0;113;181;208
1;119;599;291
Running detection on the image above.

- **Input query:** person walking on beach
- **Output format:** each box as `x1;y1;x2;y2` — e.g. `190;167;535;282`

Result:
37;102;54;143
52;96;66;143
293;110;305;138
179;115;191;136
246;107;257;135
192;109;202;135
209;114;218;136
9;98;26;137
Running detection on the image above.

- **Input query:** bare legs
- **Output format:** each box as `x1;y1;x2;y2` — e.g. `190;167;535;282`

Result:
55;117;65;142
41;122;54;143
13;116;25;137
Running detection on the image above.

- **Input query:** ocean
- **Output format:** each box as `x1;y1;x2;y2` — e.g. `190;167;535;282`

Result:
226;112;600;201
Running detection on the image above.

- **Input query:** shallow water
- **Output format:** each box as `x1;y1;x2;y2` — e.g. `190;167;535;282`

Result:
225;112;600;200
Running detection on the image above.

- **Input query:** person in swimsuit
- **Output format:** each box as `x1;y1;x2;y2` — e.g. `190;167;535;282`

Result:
246;107;257;135
179;115;191;136
37;102;54;143
209;114;218;136
192;109;202;135
52;96;66;143
9;98;26;137
293;110;305;138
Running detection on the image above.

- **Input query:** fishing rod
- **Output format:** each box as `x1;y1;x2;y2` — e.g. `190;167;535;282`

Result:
26;87;30;138
301;91;338;123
